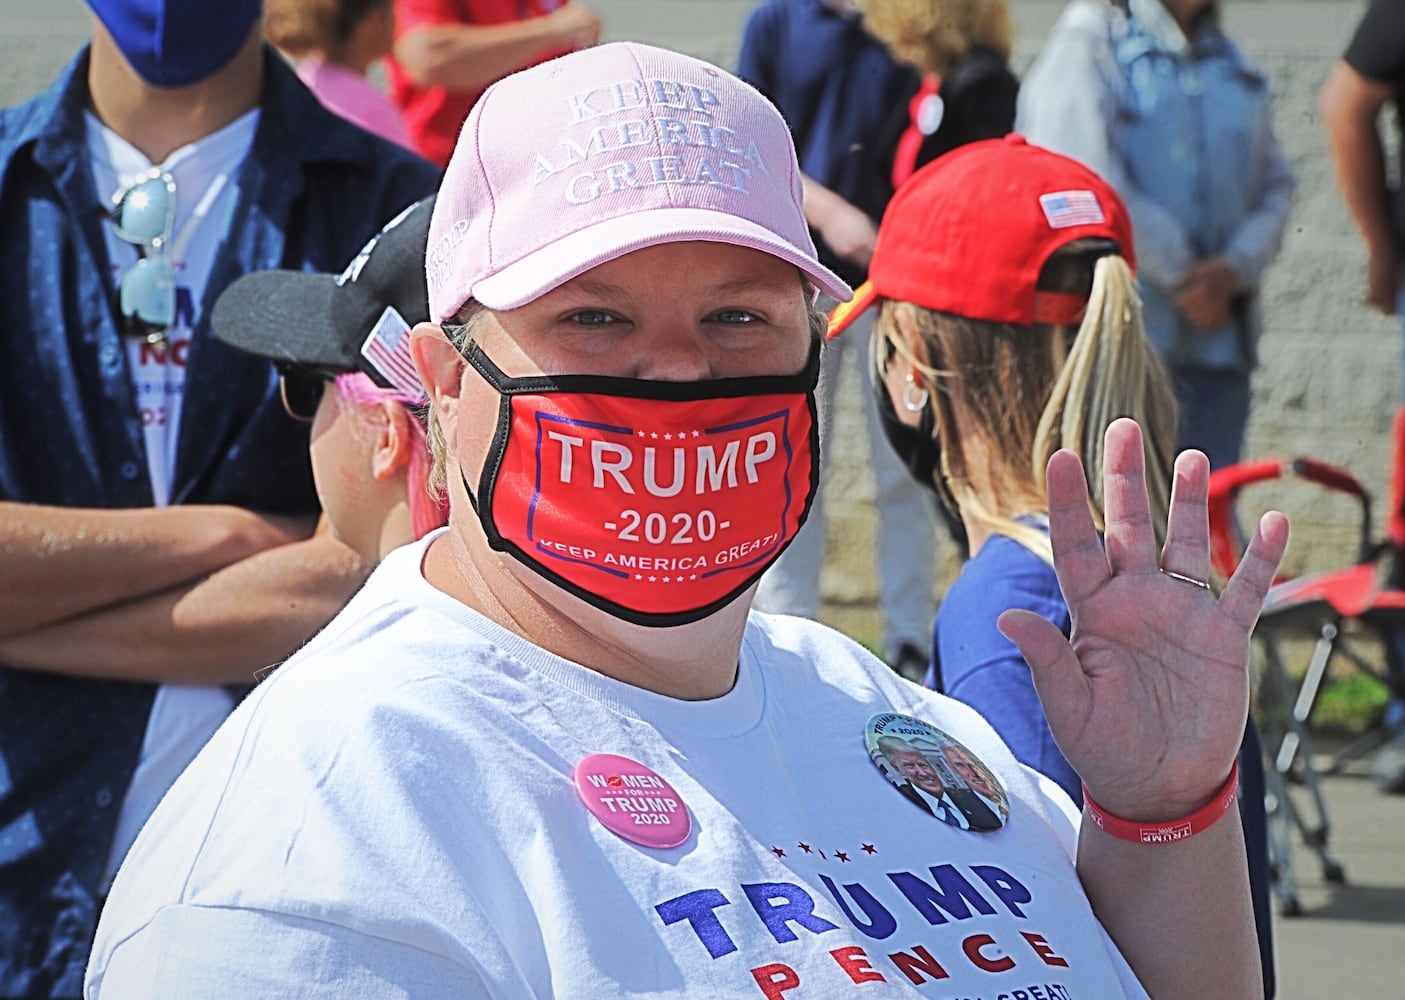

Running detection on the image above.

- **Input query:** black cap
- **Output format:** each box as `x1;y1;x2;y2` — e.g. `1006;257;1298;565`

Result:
212;196;435;398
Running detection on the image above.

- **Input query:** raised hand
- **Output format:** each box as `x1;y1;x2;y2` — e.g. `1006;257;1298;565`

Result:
999;418;1289;821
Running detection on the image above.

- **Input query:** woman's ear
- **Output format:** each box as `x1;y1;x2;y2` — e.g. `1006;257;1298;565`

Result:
411;321;464;434
369;400;413;481
881;305;935;429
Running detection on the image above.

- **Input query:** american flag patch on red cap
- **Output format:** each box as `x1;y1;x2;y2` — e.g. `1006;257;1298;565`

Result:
1039;190;1105;229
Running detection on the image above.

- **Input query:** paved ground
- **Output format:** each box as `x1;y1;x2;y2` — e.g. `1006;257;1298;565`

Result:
1268;744;1405;997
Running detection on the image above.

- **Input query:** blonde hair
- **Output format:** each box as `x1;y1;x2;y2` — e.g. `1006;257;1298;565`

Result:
424;291;832;499
425;302;487;499
872;252;1178;564
859;0;1013;76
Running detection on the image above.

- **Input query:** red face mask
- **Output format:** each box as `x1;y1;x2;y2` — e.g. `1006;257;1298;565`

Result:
457;340;820;627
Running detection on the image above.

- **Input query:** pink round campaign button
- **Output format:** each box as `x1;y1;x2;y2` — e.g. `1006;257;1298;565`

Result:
575;753;692;849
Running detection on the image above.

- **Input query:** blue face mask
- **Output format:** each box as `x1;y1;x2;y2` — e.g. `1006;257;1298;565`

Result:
89;0;261;88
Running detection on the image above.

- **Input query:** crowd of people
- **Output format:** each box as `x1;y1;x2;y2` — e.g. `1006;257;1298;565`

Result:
0;0;1399;997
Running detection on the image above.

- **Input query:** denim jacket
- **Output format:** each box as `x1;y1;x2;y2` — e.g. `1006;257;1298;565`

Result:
1017;0;1295;370
0;47;438;994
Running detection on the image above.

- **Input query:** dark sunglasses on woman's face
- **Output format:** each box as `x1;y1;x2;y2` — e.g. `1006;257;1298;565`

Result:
278;367;332;422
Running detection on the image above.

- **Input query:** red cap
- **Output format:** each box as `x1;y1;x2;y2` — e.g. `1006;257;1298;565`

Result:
828;135;1134;337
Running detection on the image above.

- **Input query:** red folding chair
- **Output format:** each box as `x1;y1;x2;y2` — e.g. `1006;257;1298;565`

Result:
1206;408;1405;914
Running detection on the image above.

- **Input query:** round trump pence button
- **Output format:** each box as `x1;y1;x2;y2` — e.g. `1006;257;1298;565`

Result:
866;714;1009;832
575;753;692;848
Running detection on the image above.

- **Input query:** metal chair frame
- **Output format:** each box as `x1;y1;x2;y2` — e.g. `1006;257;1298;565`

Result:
1207;439;1404;915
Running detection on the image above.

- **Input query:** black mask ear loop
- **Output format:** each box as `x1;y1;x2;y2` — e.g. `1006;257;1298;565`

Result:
453;341;508;522
874;377;938;490
870;343;969;552
871;334;943;494
439;326;504;522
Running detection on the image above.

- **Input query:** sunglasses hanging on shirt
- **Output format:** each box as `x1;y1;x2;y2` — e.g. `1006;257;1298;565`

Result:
109;168;177;344
107;167;230;346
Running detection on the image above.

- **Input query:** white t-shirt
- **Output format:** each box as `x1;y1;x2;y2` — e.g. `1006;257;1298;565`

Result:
87;109;257;506
87;534;1149;999
85;110;259;891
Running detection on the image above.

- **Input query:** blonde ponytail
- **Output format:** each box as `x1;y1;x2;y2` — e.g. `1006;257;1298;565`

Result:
871;252;1179;568
1034;255;1178;549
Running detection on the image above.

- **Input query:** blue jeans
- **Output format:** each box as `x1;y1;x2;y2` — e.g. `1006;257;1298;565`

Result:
1172;365;1252;470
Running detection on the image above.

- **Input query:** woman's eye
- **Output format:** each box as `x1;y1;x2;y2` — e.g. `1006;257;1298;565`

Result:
709;309;759;325
567;310;620;327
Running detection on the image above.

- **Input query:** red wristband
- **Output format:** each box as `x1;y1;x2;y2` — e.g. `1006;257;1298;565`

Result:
1082;760;1240;845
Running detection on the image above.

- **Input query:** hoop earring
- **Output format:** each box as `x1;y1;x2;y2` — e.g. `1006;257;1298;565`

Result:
902;374;929;413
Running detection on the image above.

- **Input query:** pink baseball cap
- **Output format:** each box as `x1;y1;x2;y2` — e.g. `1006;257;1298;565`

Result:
425;41;851;320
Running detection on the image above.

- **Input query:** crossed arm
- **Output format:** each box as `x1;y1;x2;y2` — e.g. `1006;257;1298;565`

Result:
1001;419;1287;999
0;503;370;684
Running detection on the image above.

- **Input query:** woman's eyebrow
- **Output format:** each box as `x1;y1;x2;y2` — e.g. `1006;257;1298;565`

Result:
706;276;793;298
563;275;793;301
561;277;624;300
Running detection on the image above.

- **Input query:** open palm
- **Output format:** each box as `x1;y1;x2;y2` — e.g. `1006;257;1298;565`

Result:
1000;418;1289;821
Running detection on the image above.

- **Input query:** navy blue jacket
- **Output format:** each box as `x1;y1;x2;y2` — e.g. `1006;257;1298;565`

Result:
737;0;918;287
0;47;438;994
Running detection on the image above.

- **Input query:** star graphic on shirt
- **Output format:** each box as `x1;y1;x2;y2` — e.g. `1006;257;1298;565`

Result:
771;846;786;858
798;842;812;854
834;850;850;863
861;843;877;855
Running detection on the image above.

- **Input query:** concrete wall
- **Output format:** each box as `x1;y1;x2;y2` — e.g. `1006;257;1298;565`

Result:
2;1;1395;646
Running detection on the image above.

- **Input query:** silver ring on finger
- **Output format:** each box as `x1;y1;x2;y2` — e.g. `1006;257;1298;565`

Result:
1160;568;1211;590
